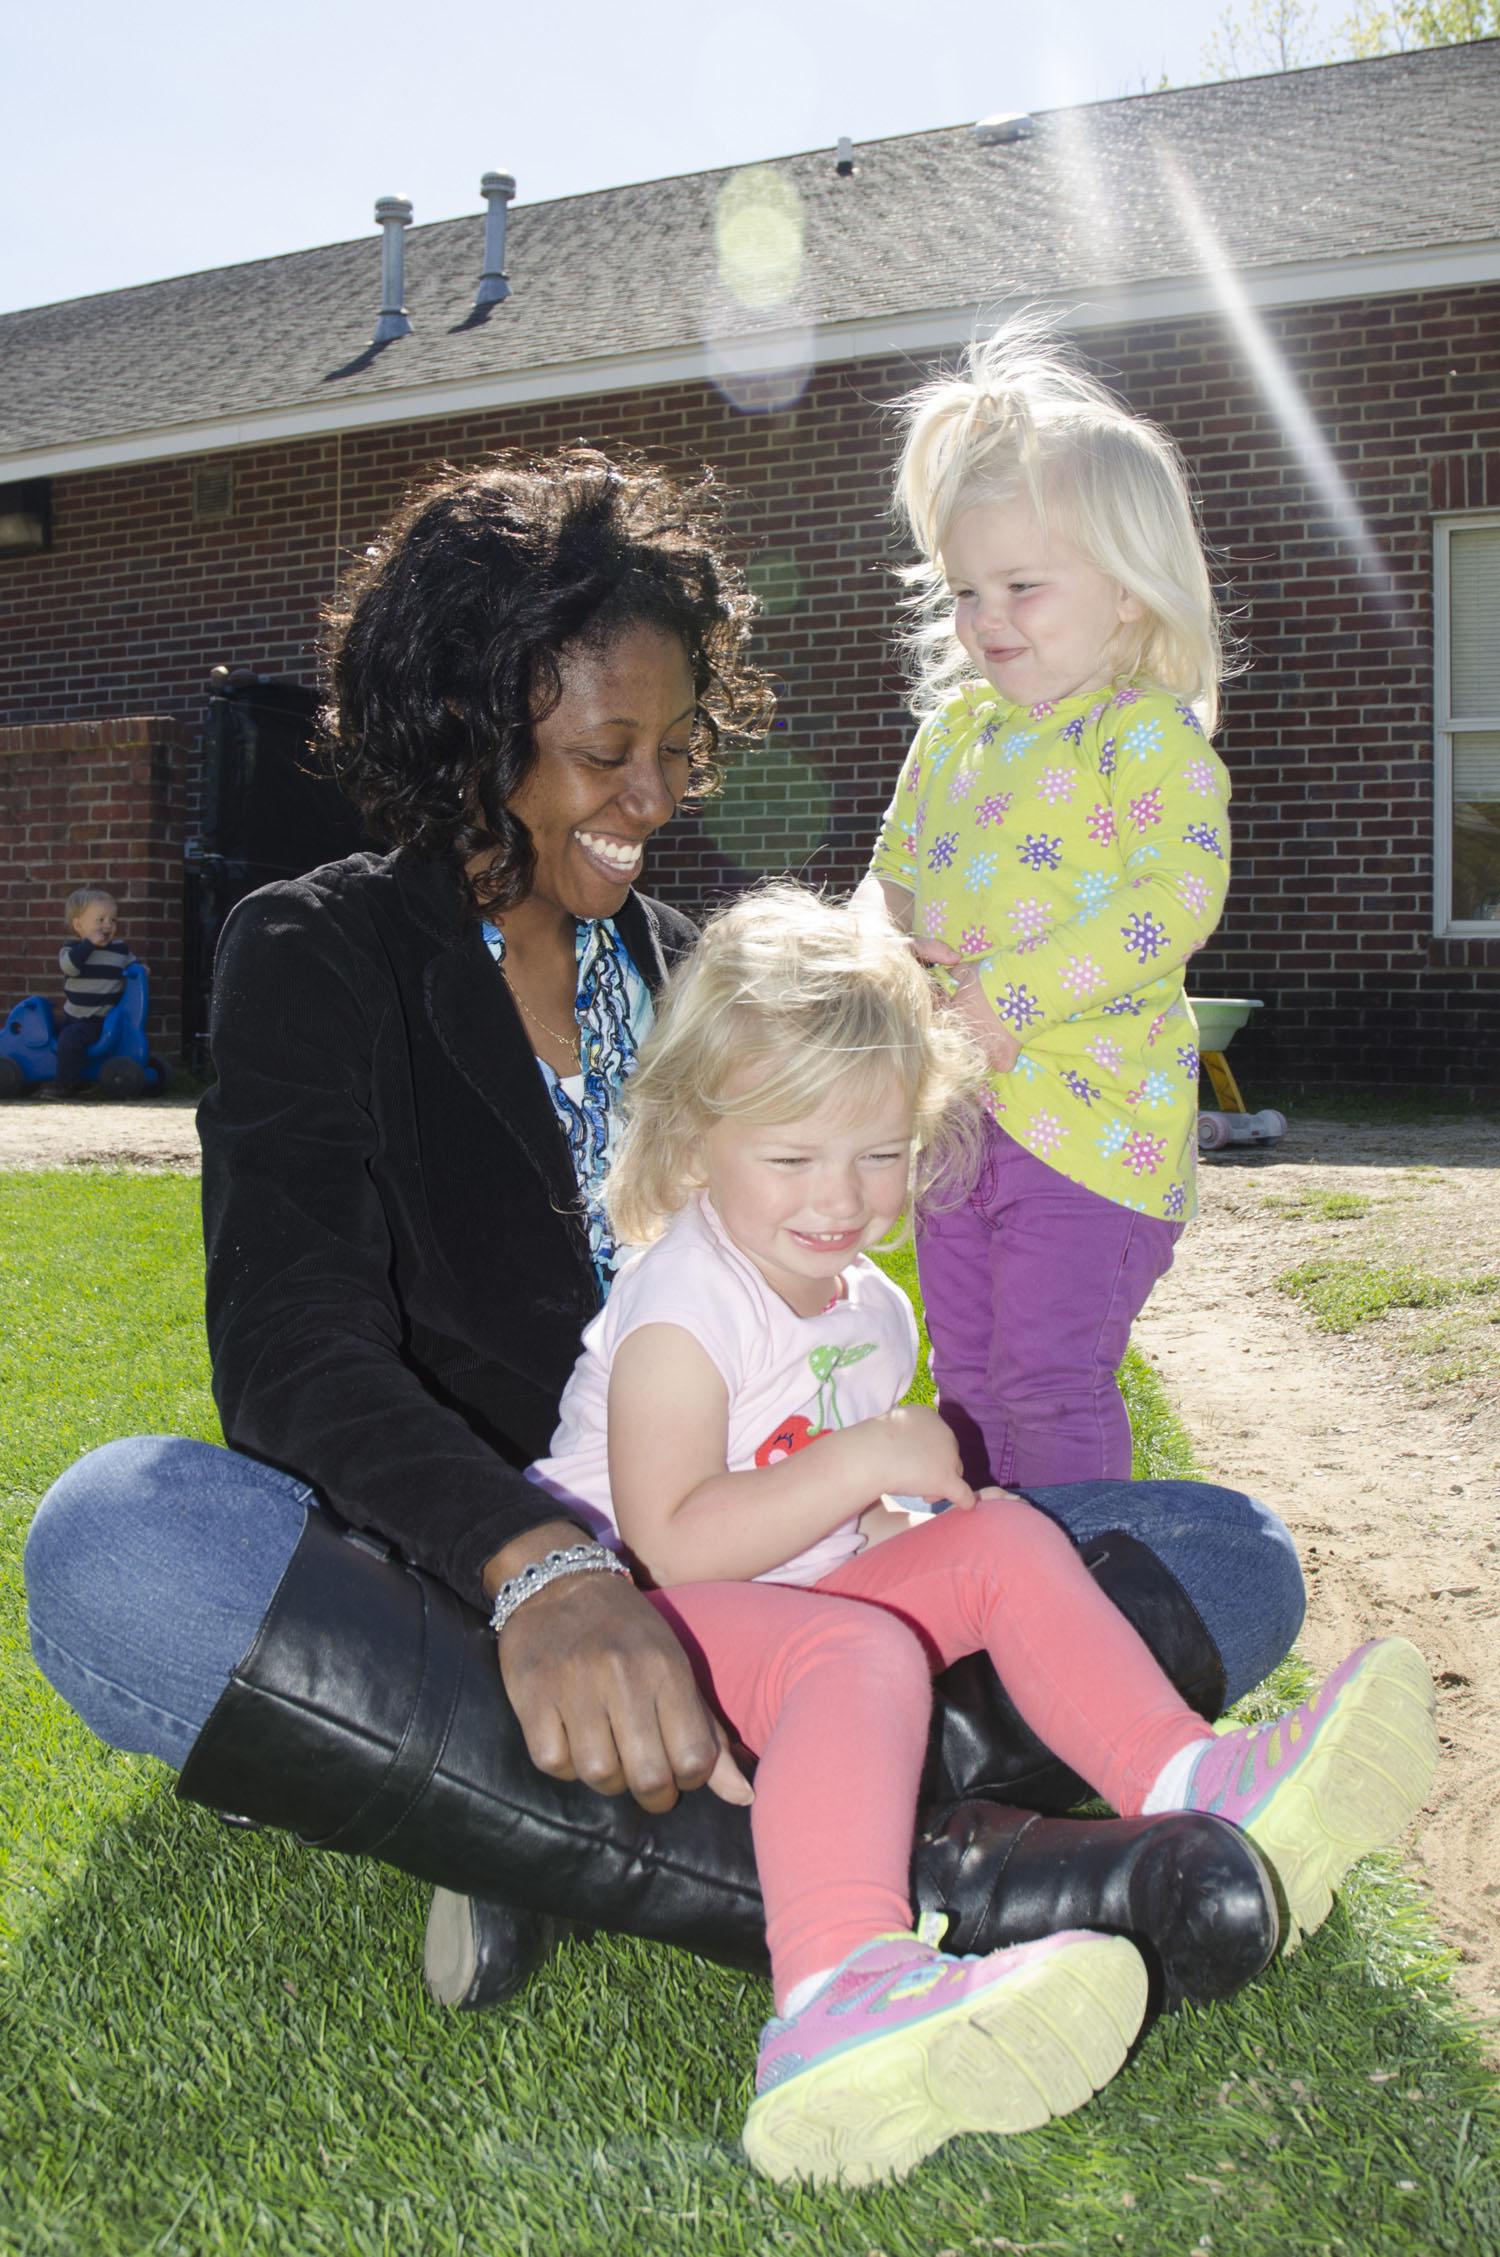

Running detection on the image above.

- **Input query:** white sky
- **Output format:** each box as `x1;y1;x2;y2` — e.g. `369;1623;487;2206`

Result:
6;0;1349;316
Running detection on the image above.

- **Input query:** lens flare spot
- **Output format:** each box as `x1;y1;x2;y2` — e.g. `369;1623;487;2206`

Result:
702;740;832;876
704;325;815;415
748;553;802;617
715;167;805;309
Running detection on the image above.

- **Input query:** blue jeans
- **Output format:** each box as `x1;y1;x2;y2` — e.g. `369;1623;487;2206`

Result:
54;1015;99;1088
23;1436;1306;1771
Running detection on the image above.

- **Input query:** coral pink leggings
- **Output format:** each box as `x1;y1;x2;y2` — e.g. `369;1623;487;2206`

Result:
649;1495;1214;2007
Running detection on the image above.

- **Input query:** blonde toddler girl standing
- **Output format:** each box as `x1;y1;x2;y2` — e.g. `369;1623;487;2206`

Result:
867;320;1231;1486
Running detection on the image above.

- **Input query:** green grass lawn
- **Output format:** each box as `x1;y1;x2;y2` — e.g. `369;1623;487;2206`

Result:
1253;1086;1500;1127
3;1173;1498;2256
1277;1257;1500;1335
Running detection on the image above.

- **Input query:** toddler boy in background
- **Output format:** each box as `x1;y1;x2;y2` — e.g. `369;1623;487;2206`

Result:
50;887;134;1096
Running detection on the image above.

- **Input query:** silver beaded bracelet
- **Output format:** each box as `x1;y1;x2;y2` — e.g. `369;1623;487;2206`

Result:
488;1541;631;1639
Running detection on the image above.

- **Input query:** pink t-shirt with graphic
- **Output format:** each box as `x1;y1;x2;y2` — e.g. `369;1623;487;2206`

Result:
527;1194;919;1587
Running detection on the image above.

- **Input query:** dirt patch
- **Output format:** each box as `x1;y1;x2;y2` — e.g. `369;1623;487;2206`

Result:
5;1092;1498;2044
1135;1111;1500;2050
0;1091;201;1172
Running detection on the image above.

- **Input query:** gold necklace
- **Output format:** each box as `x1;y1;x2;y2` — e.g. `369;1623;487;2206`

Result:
504;975;581;1061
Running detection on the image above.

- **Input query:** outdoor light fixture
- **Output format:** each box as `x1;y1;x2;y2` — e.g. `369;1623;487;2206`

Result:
0;480;51;556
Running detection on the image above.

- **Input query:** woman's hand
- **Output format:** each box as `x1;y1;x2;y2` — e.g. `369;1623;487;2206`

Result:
485;1525;752;1813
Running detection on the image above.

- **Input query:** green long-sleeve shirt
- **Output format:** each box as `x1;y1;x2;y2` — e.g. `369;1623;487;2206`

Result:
870;679;1231;1220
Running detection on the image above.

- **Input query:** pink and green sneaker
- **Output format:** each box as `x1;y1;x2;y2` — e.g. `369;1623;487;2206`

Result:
741;1918;1148;2187
1181;1636;1438;1947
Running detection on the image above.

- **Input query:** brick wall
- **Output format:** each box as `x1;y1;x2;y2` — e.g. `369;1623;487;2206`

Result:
2;280;1497;1089
0;718;191;1055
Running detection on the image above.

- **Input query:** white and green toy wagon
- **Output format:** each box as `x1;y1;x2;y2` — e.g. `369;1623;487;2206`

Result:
1189;997;1286;1152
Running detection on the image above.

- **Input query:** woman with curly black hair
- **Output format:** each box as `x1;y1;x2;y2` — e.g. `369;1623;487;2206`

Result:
26;447;1295;2021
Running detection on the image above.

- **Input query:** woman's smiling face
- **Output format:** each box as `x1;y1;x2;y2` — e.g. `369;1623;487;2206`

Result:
506;623;698;924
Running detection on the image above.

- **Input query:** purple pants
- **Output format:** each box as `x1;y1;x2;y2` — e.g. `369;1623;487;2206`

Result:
917;1122;1183;1487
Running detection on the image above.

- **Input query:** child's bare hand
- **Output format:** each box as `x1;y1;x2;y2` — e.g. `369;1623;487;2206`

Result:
906;947;1024;1074
863;1405;976;1509
910;935;965;967
946;969;1021;1074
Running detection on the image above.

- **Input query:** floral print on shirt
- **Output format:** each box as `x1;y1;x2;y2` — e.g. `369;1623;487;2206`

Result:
870;681;1231;1221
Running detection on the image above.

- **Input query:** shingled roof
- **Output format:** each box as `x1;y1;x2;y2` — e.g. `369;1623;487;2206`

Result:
4;39;1498;476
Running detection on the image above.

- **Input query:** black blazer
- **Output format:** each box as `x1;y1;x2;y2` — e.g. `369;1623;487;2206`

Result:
199;846;696;1604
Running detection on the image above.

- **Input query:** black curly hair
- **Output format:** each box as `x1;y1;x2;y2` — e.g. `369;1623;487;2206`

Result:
321;446;775;912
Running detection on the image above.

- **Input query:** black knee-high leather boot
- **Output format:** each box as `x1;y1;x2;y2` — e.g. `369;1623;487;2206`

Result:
176;1511;1278;2010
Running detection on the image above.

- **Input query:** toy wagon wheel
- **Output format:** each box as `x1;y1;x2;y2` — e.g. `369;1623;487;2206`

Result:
97;1055;146;1098
0;1057;25;1099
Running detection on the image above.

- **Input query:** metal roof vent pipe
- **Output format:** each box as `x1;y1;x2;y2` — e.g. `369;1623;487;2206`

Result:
835;136;855;177
474;172;516;307
973;113;1036;146
373;195;414;342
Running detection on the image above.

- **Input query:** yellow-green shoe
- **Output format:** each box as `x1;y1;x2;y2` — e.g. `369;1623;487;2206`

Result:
1182;1636;1437;1947
742;1921;1147;2187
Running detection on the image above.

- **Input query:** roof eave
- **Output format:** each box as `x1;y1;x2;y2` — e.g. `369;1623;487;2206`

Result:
6;238;1498;483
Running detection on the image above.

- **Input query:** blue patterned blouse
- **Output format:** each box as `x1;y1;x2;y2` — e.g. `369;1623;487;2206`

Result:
482;918;653;1291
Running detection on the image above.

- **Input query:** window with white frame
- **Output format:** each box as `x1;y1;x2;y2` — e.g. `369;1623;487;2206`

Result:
1435;512;1500;932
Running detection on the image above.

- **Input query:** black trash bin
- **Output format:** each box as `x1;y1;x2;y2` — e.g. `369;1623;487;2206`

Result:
183;673;368;1074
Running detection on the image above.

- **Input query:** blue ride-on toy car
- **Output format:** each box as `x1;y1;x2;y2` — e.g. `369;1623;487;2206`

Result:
0;961;166;1098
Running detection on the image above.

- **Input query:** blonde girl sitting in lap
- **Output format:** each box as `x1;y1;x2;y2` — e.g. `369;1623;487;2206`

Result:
526;887;1436;2188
